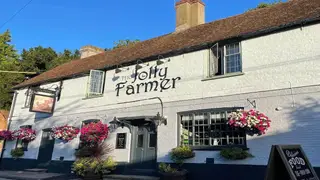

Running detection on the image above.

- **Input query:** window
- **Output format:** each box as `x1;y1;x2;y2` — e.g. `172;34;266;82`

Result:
179;108;246;150
225;43;242;73
209;42;242;77
86;70;105;97
24;88;33;108
16;125;32;151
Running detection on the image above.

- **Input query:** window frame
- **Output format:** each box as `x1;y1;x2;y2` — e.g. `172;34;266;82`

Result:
224;42;242;74
86;70;106;98
208;42;243;78
23;88;33;108
177;107;247;151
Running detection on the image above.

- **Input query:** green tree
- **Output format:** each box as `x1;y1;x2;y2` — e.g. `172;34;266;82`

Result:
0;30;23;110
248;0;283;11
105;39;140;51
20;46;57;72
48;49;80;69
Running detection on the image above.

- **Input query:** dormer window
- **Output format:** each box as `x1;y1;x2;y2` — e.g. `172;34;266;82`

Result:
209;42;242;77
86;70;105;97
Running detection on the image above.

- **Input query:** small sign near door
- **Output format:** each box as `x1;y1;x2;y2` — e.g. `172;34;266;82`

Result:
264;145;319;180
116;133;126;149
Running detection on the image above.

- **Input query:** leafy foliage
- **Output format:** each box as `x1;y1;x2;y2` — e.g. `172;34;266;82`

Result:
75;143;113;160
73;157;117;177
159;162;178;173
170;146;195;165
248;0;283;11
220;147;254;160
0;30;24;110
105;39;140;51
101;157;117;171
10;148;24;159
0;30;80;110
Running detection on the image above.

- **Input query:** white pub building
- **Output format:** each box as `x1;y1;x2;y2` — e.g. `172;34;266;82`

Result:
1;0;320;179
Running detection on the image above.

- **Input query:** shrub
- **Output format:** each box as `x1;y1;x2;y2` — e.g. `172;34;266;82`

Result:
101;157;117;171
73;157;117;177
159;162;178;173
10;148;24;159
170;146;195;165
75;143;113;160
220;147;254;160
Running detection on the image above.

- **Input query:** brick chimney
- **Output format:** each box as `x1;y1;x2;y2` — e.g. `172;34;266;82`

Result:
175;0;205;32
80;45;104;59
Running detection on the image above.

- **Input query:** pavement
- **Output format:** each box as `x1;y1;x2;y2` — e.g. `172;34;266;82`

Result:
0;170;71;180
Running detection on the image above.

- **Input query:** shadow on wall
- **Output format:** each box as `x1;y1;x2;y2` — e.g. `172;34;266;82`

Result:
248;97;320;162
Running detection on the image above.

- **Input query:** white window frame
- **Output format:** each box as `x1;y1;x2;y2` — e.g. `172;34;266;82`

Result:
86;70;105;97
223;42;242;74
208;42;242;77
24;88;33;108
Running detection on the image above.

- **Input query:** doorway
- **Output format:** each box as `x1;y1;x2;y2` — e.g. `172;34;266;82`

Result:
37;129;55;164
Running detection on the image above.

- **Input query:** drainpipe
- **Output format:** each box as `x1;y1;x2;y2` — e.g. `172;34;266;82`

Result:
0;90;18;166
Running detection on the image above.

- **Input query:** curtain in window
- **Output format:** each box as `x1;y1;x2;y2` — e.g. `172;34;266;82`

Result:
88;70;105;95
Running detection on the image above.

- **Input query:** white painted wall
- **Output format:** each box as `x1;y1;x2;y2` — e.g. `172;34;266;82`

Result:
4;23;320;167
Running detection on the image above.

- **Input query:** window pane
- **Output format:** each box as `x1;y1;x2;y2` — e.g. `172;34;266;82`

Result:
89;71;104;94
149;134;156;148
137;134;143;148
225;43;241;73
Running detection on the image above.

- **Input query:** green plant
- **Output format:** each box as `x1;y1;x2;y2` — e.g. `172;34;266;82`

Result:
10;148;24;159
170;146;195;165
75;143;113;160
159;162;178;173
73;158;102;177
101;157;117;171
220;147;254;160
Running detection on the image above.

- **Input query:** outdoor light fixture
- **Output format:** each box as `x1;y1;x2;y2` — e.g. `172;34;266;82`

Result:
115;65;129;74
135;60;149;71
154;112;167;126
156;55;171;66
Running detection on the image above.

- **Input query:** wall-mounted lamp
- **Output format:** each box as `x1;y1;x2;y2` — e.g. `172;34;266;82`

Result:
156;55;171;66
135;60;149;70
115;65;129;74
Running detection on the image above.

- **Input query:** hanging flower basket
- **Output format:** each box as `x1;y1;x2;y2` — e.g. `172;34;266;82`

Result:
80;121;109;147
0;130;14;141
51;125;80;143
227;109;271;136
12;128;36;142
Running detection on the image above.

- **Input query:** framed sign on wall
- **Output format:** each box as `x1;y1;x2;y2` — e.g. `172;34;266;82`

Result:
29;93;56;114
116;133;127;149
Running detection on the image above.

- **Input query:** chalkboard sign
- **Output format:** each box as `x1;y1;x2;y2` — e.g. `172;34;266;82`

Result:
116;133;126;149
265;145;319;180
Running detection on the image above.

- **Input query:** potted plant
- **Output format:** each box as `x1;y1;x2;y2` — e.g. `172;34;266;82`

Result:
0;130;14;141
227;109;271;136
51;125;79;143
12;128;36;142
80;121;109;147
220;147;254;160
73;158;102;180
158;146;194;180
101;157;117;175
10;148;24;160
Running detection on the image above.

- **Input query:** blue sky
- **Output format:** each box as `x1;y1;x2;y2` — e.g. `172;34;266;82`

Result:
1;0;279;53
